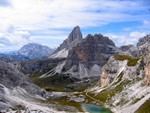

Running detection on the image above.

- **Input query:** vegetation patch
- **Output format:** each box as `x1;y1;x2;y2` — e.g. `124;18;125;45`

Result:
94;80;130;103
30;74;78;91
139;57;145;70
114;55;140;66
47;96;83;112
135;100;150;113
131;96;144;105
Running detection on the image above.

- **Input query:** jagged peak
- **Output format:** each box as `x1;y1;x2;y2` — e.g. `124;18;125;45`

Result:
72;25;80;31
67;26;82;43
84;33;115;46
52;26;83;55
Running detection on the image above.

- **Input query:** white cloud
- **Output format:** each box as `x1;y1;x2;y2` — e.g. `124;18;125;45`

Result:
30;36;66;40
0;0;149;51
105;31;146;47
130;31;146;38
0;25;31;51
124;27;131;31
143;20;150;25
0;44;6;47
0;0;149;31
30;35;66;48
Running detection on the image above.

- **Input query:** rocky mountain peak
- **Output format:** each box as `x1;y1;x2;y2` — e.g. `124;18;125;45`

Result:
67;26;82;44
82;34;115;47
49;26;82;58
52;26;82;54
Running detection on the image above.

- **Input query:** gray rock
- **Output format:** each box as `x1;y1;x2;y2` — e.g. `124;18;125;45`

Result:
58;34;121;79
0;60;46;95
137;34;150;56
51;26;82;57
120;45;139;57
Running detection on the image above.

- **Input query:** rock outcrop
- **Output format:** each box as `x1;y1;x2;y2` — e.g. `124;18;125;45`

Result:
62;34;120;79
120;44;139;57
100;69;110;87
137;34;150;56
95;53;150;113
100;54;142;87
0;60;46;110
144;47;150;85
49;26;82;58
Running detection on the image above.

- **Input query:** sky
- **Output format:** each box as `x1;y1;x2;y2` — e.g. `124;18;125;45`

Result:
0;0;150;52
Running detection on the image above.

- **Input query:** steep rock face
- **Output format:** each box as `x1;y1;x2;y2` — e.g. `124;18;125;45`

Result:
0;60;45;94
100;69;110;87
144;48;150;85
100;55;141;87
62;34;120;79
49;26;82;58
0;60;46;109
137;34;150;56
15;43;54;60
144;62;150;85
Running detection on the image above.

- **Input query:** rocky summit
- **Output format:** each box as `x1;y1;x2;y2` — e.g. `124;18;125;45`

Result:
49;26;82;58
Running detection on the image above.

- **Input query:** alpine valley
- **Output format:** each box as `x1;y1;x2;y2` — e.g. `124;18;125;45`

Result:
0;26;150;113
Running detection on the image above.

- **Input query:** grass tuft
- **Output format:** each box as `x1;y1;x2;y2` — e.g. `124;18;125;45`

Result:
114;55;140;66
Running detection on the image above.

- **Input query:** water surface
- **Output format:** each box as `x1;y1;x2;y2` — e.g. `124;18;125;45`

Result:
83;103;112;113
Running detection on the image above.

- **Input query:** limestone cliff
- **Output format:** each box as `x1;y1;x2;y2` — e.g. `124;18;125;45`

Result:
144;47;150;85
100;69;110;87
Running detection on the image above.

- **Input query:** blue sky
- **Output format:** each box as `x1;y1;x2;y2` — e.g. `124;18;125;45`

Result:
0;0;150;52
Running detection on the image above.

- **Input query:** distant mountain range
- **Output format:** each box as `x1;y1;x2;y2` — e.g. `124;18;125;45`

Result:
14;43;55;60
0;43;55;61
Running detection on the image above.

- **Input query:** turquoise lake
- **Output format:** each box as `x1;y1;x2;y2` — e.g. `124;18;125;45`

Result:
83;103;112;113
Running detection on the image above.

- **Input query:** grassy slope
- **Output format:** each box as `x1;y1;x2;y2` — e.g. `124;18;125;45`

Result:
135;100;150;113
114;54;140;66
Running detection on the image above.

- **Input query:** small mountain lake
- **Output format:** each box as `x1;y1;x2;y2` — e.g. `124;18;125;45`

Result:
83;103;112;113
